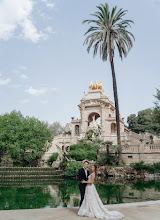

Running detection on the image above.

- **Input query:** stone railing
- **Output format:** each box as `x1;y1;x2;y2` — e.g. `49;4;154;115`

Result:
122;145;140;153
143;144;160;153
121;144;160;153
98;144;160;154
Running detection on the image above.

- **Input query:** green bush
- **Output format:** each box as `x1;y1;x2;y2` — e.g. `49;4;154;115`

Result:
130;161;145;171
65;161;82;177
67;149;86;161
0;110;53;165
68;142;97;161
69;142;95;151
70;144;80;151
122;160;126;167
97;156;106;166
130;161;160;174
97;153;115;166
47;153;58;166
153;162;160;171
86;151;97;161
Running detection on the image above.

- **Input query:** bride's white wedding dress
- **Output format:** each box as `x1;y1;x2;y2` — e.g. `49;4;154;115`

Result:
78;174;124;219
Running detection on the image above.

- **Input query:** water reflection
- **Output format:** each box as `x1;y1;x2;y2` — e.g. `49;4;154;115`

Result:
0;178;160;210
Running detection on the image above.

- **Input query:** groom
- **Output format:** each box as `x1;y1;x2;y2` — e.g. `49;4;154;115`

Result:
78;160;90;206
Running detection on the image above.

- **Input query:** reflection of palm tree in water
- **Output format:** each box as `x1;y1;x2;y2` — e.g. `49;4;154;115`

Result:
96;183;126;204
115;186;125;204
58;179;80;207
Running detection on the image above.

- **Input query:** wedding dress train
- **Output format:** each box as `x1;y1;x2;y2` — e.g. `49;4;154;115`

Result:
78;175;124;219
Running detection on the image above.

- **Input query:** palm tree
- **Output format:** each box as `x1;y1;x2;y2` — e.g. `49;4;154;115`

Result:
83;3;135;148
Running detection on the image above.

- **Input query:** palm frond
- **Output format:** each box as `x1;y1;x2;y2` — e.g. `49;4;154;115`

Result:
82;3;135;61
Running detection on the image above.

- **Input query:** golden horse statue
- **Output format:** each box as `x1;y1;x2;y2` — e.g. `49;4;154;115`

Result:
89;81;104;91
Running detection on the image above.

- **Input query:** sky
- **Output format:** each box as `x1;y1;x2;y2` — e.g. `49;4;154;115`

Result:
0;0;159;127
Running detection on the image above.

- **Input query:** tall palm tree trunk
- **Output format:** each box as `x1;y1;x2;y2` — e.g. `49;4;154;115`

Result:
110;57;121;145
110;57;122;165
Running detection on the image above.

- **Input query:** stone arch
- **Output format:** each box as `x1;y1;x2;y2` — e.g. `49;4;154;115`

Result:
109;114;111;118
88;112;101;126
111;123;116;133
75;125;80;135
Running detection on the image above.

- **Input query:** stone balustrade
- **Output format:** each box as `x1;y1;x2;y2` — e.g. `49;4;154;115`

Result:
122;144;160;153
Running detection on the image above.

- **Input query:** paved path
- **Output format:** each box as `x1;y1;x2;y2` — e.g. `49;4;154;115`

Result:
0;200;160;220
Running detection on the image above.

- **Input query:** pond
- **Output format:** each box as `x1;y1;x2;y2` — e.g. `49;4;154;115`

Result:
0;177;160;210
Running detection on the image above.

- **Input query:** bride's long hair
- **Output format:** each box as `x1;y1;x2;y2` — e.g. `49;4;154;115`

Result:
93;164;97;177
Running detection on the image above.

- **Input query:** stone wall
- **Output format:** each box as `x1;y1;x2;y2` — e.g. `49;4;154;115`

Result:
122;144;160;165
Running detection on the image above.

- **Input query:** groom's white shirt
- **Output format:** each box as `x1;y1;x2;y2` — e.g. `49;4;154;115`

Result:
83;166;87;178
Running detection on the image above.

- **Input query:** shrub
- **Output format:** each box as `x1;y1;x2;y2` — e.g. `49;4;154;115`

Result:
86;151;97;161
153;162;160;171
130;161;160;174
68;142;97;161
97;153;115;166
70;144;79;151
67;149;86;161
65;161;82;177
47;152;58;166
69;142;95;151
122;160;126;167
97;156;106;166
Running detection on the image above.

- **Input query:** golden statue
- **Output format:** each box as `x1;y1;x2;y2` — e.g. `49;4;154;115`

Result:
89;80;104;91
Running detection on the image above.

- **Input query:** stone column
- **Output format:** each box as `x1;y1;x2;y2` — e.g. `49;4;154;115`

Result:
100;104;105;136
80;105;86;135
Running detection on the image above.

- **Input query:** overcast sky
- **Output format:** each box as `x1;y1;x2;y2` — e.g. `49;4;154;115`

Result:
0;0;159;126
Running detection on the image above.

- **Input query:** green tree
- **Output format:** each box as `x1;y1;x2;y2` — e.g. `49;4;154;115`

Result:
127;114;139;133
82;3;135;148
48;121;64;137
127;107;160;135
0;110;53;165
153;88;160;124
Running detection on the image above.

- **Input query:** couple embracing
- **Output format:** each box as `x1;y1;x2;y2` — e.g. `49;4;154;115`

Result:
77;160;124;219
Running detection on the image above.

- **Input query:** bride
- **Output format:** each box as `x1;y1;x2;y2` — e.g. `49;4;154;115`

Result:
78;165;124;219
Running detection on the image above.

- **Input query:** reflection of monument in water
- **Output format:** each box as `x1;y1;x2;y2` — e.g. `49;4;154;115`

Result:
42;81;160;165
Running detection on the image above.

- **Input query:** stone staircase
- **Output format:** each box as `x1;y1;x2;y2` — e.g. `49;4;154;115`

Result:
0;167;64;179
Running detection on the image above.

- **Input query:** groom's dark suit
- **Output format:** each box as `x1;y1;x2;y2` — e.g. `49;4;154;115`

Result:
78;167;90;206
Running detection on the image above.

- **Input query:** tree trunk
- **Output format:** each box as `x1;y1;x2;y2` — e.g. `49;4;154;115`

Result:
110;57;122;165
97;149;100;160
106;145;110;155
106;144;110;165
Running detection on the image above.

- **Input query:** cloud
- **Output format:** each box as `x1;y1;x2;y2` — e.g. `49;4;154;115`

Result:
12;65;29;80
25;86;46;96
25;86;57;96
0;77;11;85
0;0;48;43
46;3;55;8
45;26;56;34
19;65;27;70
41;0;55;8
20;74;28;79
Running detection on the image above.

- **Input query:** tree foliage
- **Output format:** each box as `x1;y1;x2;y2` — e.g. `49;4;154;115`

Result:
83;3;135;61
48;121;64;137
67;142;97;161
47;152;59;166
127;89;160;135
0;110;53;164
65;161;82;177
